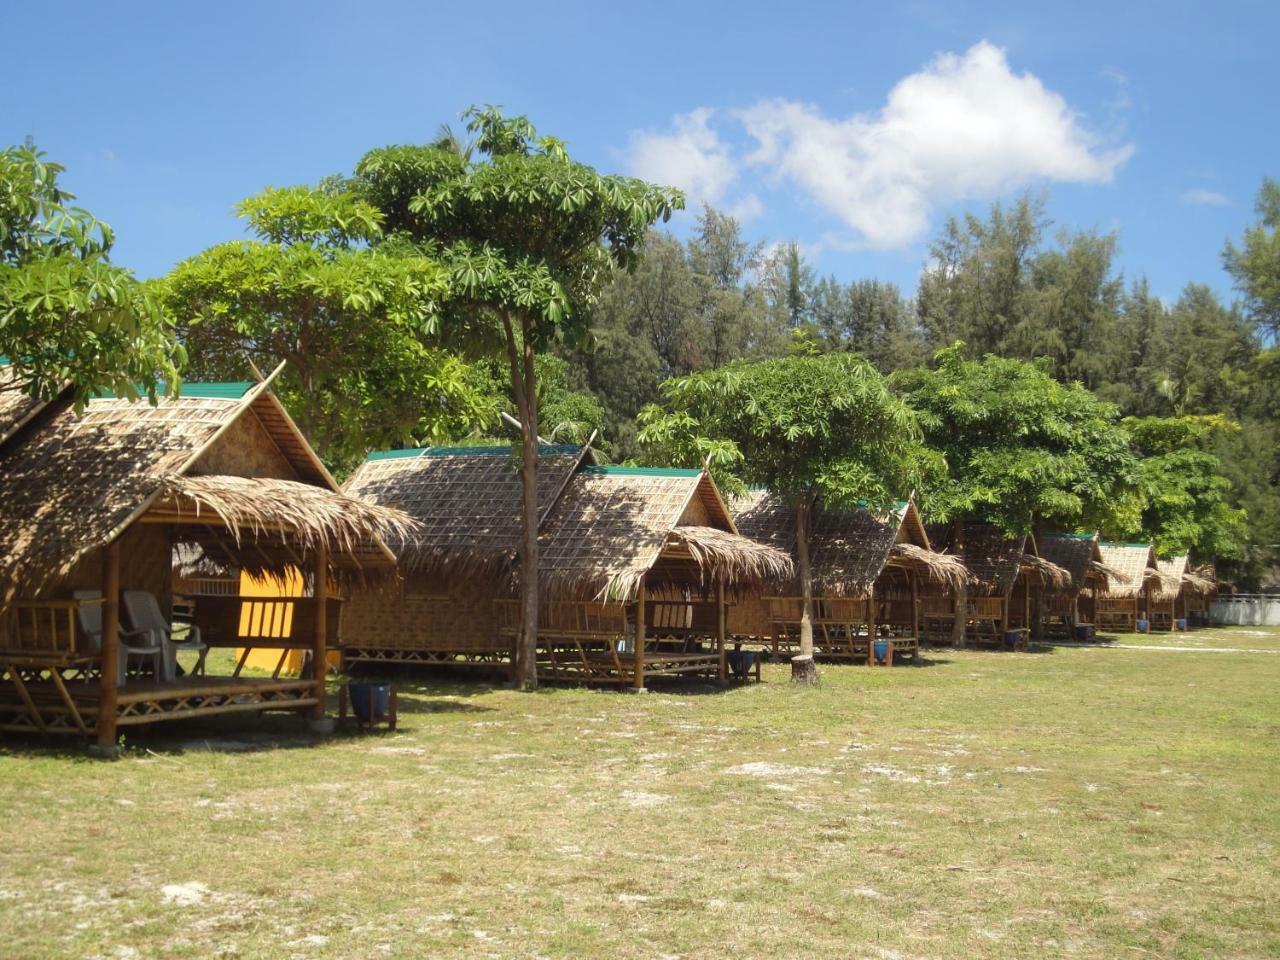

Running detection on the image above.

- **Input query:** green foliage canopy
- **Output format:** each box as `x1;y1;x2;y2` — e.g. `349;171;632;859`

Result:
0;143;182;405
1121;415;1247;559
638;352;927;512
896;344;1140;536
160;182;496;470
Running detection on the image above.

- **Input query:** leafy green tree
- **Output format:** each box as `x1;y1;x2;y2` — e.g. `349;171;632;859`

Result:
1120;415;1247;560
160;183;496;472
355;107;682;689
896;345;1140;643
0;143;182;405
1224;177;1280;341
638;353;927;682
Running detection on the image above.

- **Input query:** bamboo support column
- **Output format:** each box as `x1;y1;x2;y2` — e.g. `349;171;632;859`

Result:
716;577;727;687
910;571;919;642
633;578;646;690
96;542;120;751
312;542;328;719
866;593;877;666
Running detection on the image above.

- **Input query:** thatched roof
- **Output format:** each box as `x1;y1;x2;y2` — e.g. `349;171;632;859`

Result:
0;376;401;602
1038;533;1114;594
1182;566;1218;595
1021;552;1073;591
538;468;792;601
344;444;590;577
930;523;1029;596
0;363;60;447
156;475;415;566
1099;542;1158;599
1152;555;1190;603
731;489;966;597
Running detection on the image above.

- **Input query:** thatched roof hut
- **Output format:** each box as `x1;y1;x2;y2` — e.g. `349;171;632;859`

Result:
1038;533;1121;595
1099;542;1159;599
927;524;1070;596
732;489;968;597
538;468;793;601
0;375;409;604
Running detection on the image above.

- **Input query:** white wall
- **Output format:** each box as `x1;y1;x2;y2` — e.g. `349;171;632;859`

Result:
1212;596;1280;626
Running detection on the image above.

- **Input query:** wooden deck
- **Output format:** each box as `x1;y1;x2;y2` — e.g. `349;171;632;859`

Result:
0;672;317;736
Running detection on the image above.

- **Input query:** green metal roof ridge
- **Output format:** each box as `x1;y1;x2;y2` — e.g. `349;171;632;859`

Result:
92;381;254;400
581;465;702;478
1100;540;1152;548
364;443;582;462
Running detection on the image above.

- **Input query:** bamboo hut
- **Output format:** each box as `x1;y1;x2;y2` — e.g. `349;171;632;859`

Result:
1148;555;1187;631
341;444;593;668
0;372;409;749
1097;542;1161;631
1179;564;1219;627
1038;533;1121;639
728;491;968;662
516;466;792;687
922;524;1070;647
344;452;792;688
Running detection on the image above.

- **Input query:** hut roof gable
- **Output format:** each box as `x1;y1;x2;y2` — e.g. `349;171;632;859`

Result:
730;489;918;597
538;468;718;597
1099;541;1158;598
1038;533;1105;594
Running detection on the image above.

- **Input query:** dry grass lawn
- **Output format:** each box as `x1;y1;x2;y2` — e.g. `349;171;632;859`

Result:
0;627;1277;959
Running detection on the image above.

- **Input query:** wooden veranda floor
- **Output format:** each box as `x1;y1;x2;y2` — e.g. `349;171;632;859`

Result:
0;674;317;736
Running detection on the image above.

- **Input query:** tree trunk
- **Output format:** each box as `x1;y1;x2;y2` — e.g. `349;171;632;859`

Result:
950;520;968;649
793;494;819;685
502;312;540;691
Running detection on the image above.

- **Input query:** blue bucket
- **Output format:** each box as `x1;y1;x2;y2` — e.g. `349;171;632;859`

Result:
1073;624;1094;641
1004;630;1024;649
872;639;891;663
1136;618;1149;633
1175;618;1187;631
349;682;392;722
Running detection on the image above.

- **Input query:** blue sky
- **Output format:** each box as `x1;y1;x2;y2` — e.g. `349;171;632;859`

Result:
4;1;1274;304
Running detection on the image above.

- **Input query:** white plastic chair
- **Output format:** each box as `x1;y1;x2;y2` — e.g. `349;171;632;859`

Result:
73;590;164;686
122;590;208;682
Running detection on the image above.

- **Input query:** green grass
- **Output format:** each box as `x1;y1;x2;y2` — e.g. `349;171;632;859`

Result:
1;629;1278;959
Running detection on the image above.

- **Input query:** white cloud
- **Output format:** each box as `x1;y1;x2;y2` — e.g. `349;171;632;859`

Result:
626;108;741;213
1180;188;1230;207
736;42;1132;248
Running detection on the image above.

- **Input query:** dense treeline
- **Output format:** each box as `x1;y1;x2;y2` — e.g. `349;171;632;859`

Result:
558;195;1278;586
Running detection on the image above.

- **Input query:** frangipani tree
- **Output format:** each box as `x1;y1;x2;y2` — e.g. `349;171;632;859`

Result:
639;351;929;683
356;107;682;689
1;143;182;405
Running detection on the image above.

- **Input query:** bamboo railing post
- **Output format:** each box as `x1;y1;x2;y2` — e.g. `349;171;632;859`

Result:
95;542;121;752
311;542;329;720
717;577;727;687
633;578;646;691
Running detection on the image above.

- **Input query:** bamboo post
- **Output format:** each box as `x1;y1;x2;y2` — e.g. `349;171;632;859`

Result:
312;542;329;720
717;577;727;687
633;577;646;691
95;542;120;752
866;592;877;666
910;571;919;643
